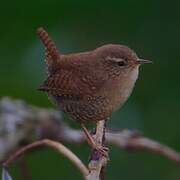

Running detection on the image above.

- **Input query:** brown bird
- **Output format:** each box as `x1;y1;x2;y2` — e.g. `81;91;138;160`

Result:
37;27;152;155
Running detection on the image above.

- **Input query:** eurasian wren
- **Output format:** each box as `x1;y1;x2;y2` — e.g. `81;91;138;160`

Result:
37;27;151;155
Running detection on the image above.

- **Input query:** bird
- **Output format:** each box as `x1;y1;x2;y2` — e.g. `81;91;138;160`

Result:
37;27;152;156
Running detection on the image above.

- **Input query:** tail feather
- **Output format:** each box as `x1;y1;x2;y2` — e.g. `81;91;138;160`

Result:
37;27;60;68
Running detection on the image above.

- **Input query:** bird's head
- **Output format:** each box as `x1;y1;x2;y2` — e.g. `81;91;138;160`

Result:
94;44;152;77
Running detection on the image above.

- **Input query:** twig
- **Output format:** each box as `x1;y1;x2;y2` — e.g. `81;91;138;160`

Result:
1;97;180;166
86;120;108;180
3;139;89;179
106;130;180;163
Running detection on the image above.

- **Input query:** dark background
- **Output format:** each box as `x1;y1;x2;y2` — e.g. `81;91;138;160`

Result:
1;0;180;179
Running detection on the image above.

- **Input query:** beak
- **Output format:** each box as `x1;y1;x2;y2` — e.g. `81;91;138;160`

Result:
137;59;153;64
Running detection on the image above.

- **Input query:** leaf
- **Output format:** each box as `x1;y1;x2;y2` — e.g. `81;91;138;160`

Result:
2;168;12;180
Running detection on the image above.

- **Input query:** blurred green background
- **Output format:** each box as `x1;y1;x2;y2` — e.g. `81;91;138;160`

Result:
1;0;180;179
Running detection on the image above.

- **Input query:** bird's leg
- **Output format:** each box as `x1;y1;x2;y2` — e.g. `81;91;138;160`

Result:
80;123;108;157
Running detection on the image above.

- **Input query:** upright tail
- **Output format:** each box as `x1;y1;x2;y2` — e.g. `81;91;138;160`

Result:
37;27;60;68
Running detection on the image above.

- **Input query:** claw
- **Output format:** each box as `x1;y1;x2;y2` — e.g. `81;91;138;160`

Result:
80;123;109;157
93;145;109;157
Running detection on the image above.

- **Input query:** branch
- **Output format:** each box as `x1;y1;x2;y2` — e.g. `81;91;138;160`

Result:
106;130;180;163
3;139;89;179
1;97;180;165
86;120;108;180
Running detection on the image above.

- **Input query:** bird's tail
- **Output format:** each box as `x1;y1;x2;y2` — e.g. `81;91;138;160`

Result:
37;27;60;68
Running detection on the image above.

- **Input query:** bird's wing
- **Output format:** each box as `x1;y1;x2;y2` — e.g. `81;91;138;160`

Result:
39;69;107;99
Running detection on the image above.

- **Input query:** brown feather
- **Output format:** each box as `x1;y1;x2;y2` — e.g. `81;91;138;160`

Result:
39;67;107;101
37;27;60;73
37;27;143;124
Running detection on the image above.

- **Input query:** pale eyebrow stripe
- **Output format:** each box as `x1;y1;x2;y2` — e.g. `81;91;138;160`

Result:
106;56;124;62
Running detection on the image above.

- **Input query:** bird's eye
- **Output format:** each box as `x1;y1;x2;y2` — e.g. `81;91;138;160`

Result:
117;61;125;66
106;57;127;67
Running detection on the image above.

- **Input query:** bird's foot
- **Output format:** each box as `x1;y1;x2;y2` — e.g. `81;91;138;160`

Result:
80;123;109;157
92;144;109;157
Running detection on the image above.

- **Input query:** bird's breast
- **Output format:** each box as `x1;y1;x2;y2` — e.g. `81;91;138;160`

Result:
107;66;139;111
